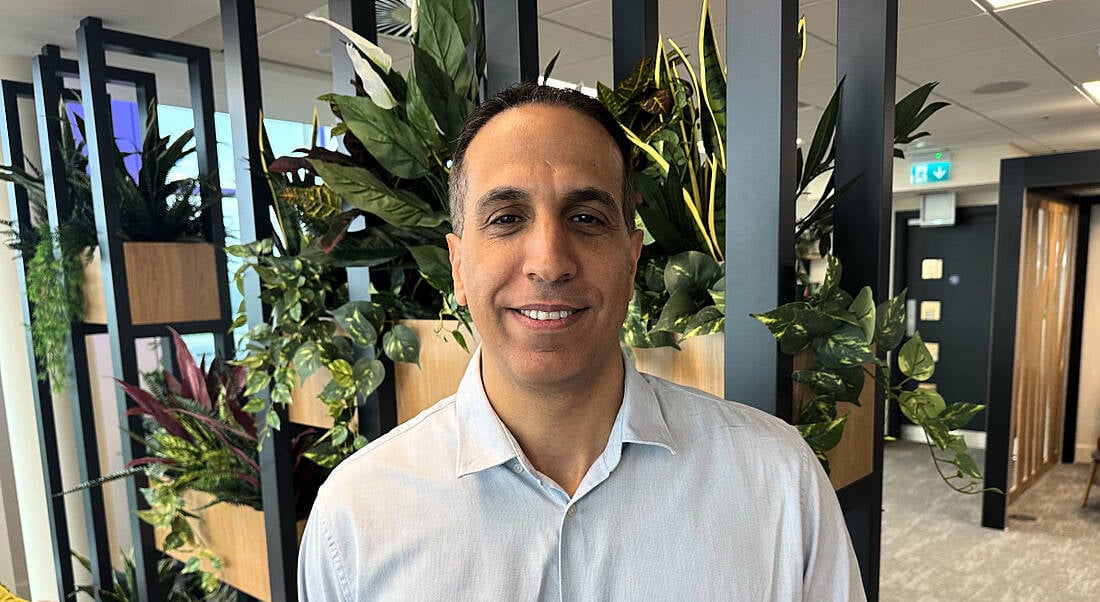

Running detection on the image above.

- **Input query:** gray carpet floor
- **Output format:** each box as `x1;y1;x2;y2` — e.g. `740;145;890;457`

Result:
880;440;1100;601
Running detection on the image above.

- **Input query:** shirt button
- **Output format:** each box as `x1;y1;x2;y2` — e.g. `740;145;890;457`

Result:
566;505;578;517
512;462;523;473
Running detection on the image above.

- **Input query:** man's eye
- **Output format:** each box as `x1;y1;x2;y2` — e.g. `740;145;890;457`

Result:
490;214;521;225
570;214;603;225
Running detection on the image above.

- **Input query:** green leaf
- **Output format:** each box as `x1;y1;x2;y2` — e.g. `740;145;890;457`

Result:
654;288;702;333
709;276;725;308
898;332;935;381
681;306;724;340
411;46;468;142
874;288;907;351
330;301;379;348
800;82;842;192
324;94;431;179
353;358;385;395
404;67;443;148
441;0;475;45
834;363;866;405
753;302;843;354
938;402;984;430
331;424;349;446
898;388;946;422
243;370;271;397
954;451;982;479
796;415;848;455
664;250;723;295
817;255;842;303
409;245;453;294
383;324;421;364
328;358;355;388
292;341;322;381
792;369;846;398
415;0;473;98
812;324;876;368
309;160;444;228
848;286;876;344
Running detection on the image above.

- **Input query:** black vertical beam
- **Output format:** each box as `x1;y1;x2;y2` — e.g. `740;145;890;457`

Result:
480;0;539;95
833;1;896;598
76;18;161;600
724;0;798;418
327;0;393;438
1;78;77;600
1062;200;1092;463
220;1;297;599
611;0;657;84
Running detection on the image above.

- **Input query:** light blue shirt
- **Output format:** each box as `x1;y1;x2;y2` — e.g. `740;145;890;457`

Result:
298;348;865;601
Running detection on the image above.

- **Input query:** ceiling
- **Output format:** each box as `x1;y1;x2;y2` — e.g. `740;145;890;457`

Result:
0;0;1097;156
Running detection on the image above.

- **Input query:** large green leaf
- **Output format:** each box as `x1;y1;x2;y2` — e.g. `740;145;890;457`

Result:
796;415;848;455
416;0;473;98
681;306;724;340
848;286;876;344
409;245;453;294
404;68;443;148
653;288;701;333
816;255;842;304
874;289;907;351
792;369;846;398
664;250;723;295
353;358;386;396
411;46;469;143
330;301;379;348
440;0;475;45
812;324;876;368
324;94;431;179
898;387;946;422
898;332;935;381
753;302;843;355
310;160;445;228
938;402;984;430
697;0;726;158
383;324;421;364
292;341;322;381
800;82;841;192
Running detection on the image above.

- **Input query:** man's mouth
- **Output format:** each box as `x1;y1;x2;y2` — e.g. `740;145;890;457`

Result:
516;308;578;321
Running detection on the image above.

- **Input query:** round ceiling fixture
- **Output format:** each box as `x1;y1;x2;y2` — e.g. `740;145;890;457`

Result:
377;0;415;39
972;80;1029;94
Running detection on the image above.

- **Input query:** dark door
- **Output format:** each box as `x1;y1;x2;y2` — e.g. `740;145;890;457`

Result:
890;205;996;433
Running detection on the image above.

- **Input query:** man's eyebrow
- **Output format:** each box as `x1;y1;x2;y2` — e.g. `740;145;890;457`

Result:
564;187;619;215
473;186;528;214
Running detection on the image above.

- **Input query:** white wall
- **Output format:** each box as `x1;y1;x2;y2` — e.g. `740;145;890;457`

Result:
0;54;61;601
1075;209;1100;462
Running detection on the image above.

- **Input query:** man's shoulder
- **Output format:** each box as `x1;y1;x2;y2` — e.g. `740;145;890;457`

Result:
639;371;807;451
324;394;460;483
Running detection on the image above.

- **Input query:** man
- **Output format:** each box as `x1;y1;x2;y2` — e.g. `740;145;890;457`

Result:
298;82;865;600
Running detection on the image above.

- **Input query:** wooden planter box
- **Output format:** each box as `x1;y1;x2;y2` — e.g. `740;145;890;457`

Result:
154;489;306;601
83;242;223;325
288;319;480;428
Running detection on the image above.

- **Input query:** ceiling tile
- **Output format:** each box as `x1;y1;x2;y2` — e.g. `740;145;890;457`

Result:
542;0;610;40
800;46;836;86
548;52;612;88
255;0;324;17
899;44;1051;100
539;17;612;75
540;0;592;17
659;0;724;40
259;18;332;73
998;0;1100;42
897;14;1019;64
800;0;837;45
898;0;982;31
174;8;296;52
1032;32;1100;83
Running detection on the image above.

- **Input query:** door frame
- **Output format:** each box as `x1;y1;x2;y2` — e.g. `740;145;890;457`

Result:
890;204;998;439
983;149;1100;529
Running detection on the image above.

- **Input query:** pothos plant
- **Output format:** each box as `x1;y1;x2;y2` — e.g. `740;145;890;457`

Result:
1;103;214;393
752;256;987;493
604;0;948;349
231;0;478;468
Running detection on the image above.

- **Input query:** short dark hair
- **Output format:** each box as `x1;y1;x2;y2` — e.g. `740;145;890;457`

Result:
448;82;636;235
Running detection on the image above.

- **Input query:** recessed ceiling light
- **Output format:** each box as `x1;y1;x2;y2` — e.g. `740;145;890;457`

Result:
972;80;1029;94
1083;80;1100;103
985;0;1056;10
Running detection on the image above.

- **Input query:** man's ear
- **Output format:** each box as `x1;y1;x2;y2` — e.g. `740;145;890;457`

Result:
446;233;467;306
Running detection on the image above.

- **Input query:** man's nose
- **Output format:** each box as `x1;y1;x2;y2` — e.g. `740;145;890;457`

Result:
523;220;577;283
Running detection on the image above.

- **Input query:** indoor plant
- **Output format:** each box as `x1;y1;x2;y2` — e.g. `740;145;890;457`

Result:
231;0;479;466
1;104;217;391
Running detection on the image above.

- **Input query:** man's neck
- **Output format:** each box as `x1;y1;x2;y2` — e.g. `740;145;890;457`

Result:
481;354;625;498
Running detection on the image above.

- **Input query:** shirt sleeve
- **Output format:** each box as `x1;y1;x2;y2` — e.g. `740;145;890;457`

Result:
298;503;352;602
799;440;868;601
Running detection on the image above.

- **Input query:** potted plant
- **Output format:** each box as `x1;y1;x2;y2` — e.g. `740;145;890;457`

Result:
72;549;237;602
231;0;480;466
63;328;325;597
1;103;222;392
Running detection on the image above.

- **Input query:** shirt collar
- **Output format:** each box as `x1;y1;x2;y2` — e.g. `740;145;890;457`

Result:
454;347;678;479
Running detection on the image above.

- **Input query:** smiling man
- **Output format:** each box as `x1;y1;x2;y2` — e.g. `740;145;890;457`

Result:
299;83;865;601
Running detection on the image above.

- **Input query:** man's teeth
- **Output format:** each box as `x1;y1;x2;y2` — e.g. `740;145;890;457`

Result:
519;309;575;321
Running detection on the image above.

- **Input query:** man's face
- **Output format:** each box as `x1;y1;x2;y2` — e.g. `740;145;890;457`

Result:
446;104;643;391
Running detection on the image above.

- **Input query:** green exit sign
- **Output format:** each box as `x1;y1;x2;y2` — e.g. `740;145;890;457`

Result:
910;161;951;185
